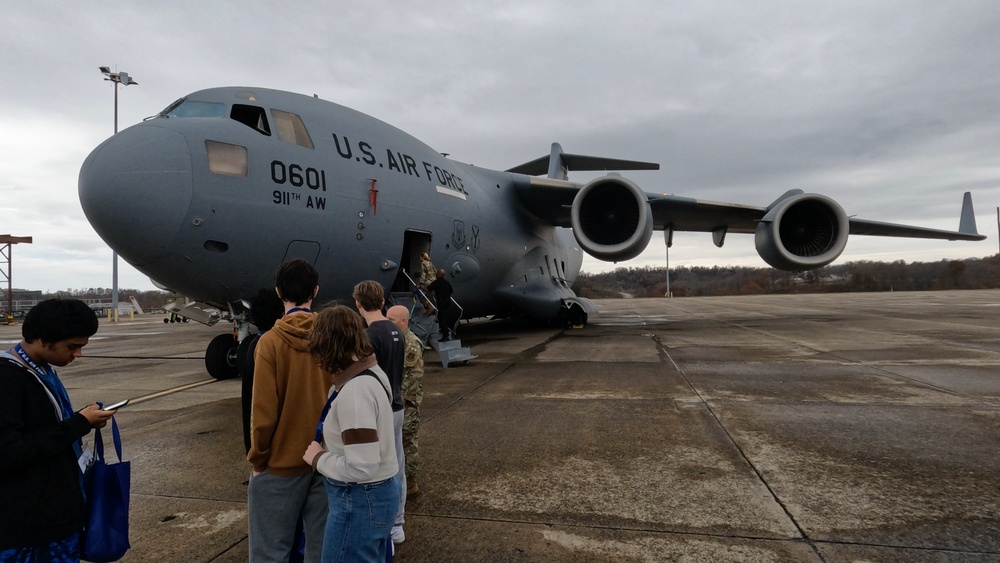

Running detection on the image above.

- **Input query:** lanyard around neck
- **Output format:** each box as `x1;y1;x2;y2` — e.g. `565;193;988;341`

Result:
13;343;54;378
9;344;64;421
286;307;312;316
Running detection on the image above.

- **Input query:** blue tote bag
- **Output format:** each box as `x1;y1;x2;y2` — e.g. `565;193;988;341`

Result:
82;417;131;562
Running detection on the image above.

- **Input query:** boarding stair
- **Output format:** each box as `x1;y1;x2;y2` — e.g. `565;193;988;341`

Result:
390;271;477;368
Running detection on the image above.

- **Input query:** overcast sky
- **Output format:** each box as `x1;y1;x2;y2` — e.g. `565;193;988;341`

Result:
2;1;999;293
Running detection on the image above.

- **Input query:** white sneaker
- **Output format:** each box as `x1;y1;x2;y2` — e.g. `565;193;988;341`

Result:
391;525;405;544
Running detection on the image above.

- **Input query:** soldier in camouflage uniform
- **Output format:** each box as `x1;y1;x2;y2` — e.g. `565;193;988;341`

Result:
418;252;436;288
416;252;437;315
386;305;425;497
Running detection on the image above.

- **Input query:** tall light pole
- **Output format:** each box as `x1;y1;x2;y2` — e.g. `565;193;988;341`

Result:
99;66;137;322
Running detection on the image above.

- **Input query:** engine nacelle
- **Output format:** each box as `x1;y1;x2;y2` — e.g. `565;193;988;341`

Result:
754;193;850;270
570;175;654;262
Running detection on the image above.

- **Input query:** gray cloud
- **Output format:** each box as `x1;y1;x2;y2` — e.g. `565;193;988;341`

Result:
1;0;997;291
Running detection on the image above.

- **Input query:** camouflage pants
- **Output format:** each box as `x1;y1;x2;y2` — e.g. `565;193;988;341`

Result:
402;403;420;480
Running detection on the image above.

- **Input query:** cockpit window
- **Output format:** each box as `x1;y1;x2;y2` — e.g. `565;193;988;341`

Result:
271;109;314;149
205;140;247;177
163;99;226;118
231;104;271;136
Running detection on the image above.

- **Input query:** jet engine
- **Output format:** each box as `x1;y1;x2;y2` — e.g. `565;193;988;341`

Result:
754;193;850;270
570;175;653;262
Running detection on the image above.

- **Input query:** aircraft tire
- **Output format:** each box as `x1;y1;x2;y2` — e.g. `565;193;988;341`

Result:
205;333;239;380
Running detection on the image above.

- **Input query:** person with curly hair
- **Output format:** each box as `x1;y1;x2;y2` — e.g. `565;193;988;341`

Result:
304;305;399;562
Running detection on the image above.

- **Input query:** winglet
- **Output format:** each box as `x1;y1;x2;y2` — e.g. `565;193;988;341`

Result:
959;191;979;235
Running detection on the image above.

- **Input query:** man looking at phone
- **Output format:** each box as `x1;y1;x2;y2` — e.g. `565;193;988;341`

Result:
0;298;117;562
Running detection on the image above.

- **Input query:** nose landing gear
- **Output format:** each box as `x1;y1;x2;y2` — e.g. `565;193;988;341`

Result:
205;333;239;379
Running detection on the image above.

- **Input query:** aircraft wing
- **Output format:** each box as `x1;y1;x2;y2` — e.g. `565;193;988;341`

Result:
646;195;764;234
646;194;985;241
847;218;985;240
847;192;985;241
516;177;766;242
515;174;984;267
518;176;984;240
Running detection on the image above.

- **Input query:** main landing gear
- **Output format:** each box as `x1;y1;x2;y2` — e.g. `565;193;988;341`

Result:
555;302;589;328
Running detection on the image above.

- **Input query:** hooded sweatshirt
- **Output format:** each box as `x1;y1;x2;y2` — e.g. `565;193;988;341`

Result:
247;312;334;476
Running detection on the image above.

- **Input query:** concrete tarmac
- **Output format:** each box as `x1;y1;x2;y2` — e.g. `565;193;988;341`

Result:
4;290;999;562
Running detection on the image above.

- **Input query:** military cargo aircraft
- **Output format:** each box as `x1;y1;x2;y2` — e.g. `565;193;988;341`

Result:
78;87;985;379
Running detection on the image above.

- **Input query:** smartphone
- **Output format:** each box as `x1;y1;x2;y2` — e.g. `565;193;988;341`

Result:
100;399;129;411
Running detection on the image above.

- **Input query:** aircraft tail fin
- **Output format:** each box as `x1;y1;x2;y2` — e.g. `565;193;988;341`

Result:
506;143;659;180
959;191;979;236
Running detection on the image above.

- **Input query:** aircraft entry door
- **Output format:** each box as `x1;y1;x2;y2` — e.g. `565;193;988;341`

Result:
391;230;432;293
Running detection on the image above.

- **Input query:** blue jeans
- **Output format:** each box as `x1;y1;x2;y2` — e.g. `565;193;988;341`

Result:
321;475;400;563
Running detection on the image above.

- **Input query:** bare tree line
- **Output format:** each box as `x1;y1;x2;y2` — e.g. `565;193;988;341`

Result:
575;255;1000;298
39;255;1000;312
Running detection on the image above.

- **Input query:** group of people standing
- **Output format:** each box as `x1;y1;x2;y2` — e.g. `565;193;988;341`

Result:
0;256;434;563
245;259;427;562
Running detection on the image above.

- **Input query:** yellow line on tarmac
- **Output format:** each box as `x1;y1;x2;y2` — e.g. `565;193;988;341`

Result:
129;379;217;405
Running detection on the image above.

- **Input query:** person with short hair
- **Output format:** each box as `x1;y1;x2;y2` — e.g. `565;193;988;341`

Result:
0;299;118;562
247;259;333;562
304;305;400;562
352;280;407;544
427;268;455;341
386;305;424;498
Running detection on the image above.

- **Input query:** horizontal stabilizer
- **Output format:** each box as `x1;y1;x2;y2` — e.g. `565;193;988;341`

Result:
508;142;659;179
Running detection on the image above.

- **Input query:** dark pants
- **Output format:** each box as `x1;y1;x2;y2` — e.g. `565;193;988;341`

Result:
437;305;452;339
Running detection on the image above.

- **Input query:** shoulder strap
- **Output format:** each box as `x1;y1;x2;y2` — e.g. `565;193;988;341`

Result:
0;356;28;372
315;388;339;443
356;369;392;404
313;369;392;443
0;355;63;421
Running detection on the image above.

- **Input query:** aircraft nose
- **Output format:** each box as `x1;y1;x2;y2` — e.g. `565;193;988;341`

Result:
79;125;193;266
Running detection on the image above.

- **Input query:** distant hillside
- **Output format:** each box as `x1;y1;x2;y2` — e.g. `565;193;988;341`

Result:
574;255;1000;298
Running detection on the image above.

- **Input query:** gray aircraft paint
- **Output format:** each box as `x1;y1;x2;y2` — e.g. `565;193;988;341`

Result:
78;86;984;376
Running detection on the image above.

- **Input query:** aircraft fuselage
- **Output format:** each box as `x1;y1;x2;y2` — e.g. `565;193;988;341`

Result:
79;87;584;322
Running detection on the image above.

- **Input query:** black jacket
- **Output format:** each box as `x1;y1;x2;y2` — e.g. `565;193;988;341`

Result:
0;358;93;548
428;277;453;311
